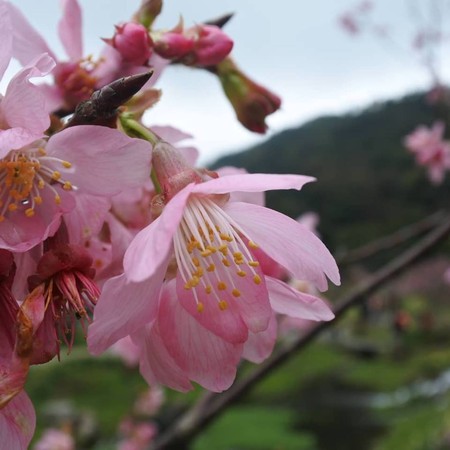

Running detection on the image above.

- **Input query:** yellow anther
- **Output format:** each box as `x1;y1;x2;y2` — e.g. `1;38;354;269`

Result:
25;208;35;217
193;267;204;277
62;181;72;190
184;281;192;290
232;289;241;298
38;180;45;189
54;195;61;205
253;274;262;285
218;300;228;311
38;148;47;156
206;264;215;272
234;257;244;265
237;270;247;277
200;249;212;257
222;258;231;267
248;240;259;249
206;245;217;253
196;302;204;313
192;257;200;267
248;261;260;267
217;281;227;291
190;276;200;287
205;285;212;294
52;171;61;180
8;203;18;212
218;244;228;255
62;161;72;168
220;233;233;242
34;196;43;205
233;252;243;259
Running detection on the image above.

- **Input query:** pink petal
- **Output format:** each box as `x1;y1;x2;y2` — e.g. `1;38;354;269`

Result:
0;54;55;151
159;282;242;392
7;2;56;65
225;202;340;291
58;0;83;60
216;167;265;206
176;272;249;345
0;186;73;252
123;184;194;282
150;125;193;144
64;193;111;244
267;276;334;321
0;129;44;159
242;312;277;364
0;391;35;450
192;173;316;195
46;126;152;196
0;1;13;80
88;272;165;355
136;324;193;392
0;285;18;363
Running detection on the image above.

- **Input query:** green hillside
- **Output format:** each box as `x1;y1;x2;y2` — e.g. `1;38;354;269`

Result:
212;93;450;249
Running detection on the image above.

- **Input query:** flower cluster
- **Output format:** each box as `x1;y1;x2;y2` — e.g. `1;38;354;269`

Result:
0;0;339;447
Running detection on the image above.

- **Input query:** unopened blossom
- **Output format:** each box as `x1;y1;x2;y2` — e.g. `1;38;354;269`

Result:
185;25;233;66
404;121;450;184
89;141;339;391
108;23;153;66
153;24;233;66
215;58;281;133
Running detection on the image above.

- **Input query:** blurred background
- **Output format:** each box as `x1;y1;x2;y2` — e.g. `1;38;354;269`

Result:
8;0;450;449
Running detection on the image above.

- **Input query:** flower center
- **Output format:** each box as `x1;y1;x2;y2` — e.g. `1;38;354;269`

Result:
174;196;261;312
0;147;74;221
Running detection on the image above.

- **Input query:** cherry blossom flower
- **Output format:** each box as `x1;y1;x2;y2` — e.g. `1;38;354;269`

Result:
88;168;339;390
0;125;152;252
404;121;450;184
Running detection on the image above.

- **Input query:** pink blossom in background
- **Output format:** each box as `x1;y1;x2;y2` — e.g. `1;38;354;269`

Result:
33;428;74;450
444;267;450;285
118;422;157;450
404;121;450;184
133;386;164;416
339;13;360;35
109;336;141;368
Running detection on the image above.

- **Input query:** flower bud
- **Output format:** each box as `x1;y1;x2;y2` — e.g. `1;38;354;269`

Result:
216;58;281;133
154;31;195;60
187;25;233;66
111;23;153;65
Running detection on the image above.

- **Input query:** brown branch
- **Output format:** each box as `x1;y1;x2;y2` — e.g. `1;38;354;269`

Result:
150;212;450;450
336;210;446;265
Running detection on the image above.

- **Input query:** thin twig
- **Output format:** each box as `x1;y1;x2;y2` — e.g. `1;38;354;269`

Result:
336;210;446;265
151;212;450;450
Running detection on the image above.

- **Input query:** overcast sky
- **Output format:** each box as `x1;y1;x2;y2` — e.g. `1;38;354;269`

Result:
7;0;450;163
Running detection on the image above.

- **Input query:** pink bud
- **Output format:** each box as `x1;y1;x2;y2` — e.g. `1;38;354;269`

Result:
112;23;153;65
154;31;195;59
187;25;233;66
217;58;281;133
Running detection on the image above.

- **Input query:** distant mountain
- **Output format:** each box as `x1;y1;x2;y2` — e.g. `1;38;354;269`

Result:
211;93;450;250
